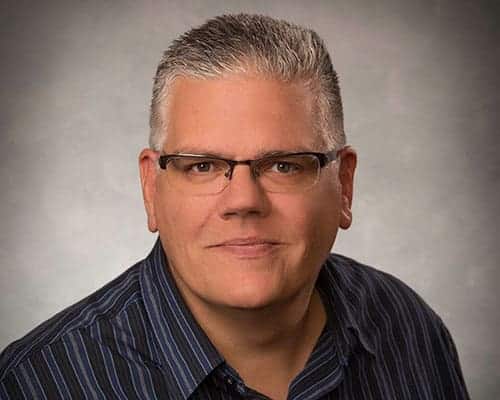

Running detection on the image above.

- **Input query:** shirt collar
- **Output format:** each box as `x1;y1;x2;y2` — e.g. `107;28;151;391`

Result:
140;238;223;400
317;256;378;360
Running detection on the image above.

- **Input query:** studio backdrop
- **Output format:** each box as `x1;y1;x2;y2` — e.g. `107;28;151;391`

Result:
1;1;499;398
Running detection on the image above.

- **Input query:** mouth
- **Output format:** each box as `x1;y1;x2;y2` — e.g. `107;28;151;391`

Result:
207;237;283;258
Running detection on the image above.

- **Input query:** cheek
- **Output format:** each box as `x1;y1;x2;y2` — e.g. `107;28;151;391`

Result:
273;193;338;246
154;184;214;246
292;183;342;253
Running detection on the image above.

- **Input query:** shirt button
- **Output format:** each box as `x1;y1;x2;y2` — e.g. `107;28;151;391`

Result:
225;377;233;386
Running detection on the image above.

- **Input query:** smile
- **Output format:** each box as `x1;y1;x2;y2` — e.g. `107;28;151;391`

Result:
208;237;283;258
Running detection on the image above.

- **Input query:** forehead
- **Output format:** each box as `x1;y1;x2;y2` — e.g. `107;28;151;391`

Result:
163;74;324;155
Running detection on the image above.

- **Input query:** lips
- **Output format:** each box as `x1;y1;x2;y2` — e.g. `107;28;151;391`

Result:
208;237;283;258
211;237;280;246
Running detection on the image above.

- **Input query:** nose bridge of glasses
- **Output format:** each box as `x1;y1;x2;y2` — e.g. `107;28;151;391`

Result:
225;159;258;180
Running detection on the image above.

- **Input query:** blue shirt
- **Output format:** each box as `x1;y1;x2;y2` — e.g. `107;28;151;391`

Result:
0;239;469;399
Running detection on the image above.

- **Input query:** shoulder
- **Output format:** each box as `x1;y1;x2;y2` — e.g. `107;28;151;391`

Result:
321;253;455;355
0;259;145;382
323;254;469;398
321;254;468;399
325;252;440;322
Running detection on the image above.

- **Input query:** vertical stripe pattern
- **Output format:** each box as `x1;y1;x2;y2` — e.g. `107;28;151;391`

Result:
0;239;470;399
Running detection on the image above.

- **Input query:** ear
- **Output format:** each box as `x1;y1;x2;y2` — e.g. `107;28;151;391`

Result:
139;149;160;232
337;146;357;230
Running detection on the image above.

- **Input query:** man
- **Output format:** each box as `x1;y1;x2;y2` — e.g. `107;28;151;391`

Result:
0;13;469;399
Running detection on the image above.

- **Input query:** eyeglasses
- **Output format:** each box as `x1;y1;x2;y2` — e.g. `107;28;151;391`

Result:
158;150;339;195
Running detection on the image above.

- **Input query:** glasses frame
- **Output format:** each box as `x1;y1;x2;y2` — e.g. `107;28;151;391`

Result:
157;149;340;194
159;150;338;175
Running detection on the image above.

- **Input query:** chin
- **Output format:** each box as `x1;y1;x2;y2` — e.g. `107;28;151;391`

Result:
206;276;288;311
196;251;301;310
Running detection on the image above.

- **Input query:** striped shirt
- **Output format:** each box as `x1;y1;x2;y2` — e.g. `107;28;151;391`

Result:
0;238;469;399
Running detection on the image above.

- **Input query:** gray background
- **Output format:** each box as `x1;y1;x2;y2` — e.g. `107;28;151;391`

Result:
1;0;499;398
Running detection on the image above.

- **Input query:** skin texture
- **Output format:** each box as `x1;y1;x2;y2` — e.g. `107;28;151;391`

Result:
139;74;356;399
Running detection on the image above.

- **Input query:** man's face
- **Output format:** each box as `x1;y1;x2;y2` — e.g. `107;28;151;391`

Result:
140;74;356;311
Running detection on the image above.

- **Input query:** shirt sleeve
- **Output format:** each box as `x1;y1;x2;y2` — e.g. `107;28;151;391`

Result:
436;317;471;399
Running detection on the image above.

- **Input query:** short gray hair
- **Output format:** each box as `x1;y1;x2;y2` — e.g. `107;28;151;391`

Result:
149;13;345;151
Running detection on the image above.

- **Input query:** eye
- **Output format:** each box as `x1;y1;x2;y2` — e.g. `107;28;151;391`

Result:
177;158;229;175
189;162;212;173
270;161;301;174
183;160;219;174
169;157;229;177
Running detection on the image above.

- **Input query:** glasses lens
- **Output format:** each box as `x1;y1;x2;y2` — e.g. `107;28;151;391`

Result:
166;156;229;194
256;154;320;193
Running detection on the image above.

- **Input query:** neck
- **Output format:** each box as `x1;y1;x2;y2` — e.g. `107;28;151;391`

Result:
182;284;327;399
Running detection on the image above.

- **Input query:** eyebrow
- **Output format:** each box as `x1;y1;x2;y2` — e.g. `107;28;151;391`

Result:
168;148;314;159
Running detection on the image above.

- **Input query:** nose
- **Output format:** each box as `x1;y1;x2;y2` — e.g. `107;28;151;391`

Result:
217;164;271;219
